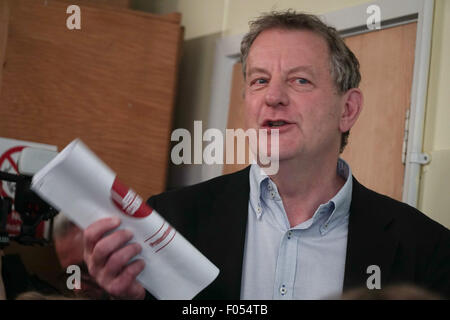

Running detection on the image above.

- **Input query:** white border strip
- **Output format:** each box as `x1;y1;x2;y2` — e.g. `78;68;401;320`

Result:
402;0;434;207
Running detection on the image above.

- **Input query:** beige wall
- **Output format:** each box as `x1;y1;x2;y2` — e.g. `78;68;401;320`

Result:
133;0;450;228
134;0;370;40
223;0;371;36
418;0;450;228
133;0;225;39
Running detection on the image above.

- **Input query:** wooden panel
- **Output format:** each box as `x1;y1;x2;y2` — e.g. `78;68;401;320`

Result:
0;0;182;199
77;0;132;8
0;0;8;86
342;23;417;201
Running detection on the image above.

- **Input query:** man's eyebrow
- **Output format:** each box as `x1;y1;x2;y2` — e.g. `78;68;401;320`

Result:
288;65;315;75
246;66;316;77
246;67;270;77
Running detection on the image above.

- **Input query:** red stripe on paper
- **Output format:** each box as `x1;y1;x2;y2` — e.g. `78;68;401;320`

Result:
155;231;176;253
112;179;128;198
150;226;173;247
144;221;165;243
110;177;153;218
123;192;137;212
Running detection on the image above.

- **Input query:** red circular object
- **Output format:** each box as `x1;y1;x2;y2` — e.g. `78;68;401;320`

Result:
0;145;26;197
0;145;26;236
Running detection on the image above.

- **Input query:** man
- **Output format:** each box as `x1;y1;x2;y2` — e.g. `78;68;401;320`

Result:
83;11;450;299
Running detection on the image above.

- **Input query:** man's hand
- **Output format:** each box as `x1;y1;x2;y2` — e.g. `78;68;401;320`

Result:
83;217;146;299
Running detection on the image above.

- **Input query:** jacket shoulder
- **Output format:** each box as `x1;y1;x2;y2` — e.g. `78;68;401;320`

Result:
146;166;250;209
354;178;449;236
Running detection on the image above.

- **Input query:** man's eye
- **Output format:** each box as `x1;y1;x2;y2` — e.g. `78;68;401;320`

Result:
252;78;267;85
295;78;310;85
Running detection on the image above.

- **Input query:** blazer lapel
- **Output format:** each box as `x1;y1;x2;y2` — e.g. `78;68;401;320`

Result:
343;177;399;291
195;166;250;299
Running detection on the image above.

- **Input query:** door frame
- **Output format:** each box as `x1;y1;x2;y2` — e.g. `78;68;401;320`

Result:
205;0;434;208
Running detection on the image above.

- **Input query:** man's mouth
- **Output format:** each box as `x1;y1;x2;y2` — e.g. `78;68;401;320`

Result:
269;120;287;127
262;119;291;128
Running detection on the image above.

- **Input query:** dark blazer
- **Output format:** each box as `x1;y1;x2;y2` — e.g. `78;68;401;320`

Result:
147;166;450;299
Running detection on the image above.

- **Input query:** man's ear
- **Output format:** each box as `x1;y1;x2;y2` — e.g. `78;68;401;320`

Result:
339;88;363;133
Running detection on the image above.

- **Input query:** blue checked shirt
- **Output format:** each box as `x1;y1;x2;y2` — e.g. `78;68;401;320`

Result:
240;159;353;299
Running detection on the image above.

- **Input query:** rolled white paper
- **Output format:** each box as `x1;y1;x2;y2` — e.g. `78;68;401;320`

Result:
31;139;219;300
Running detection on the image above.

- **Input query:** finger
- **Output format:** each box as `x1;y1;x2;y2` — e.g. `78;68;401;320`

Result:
105;259;146;298
103;242;142;277
91;229;134;269
84;217;121;254
126;281;146;300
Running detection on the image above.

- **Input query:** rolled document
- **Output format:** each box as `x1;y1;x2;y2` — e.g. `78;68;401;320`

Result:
31;139;219;300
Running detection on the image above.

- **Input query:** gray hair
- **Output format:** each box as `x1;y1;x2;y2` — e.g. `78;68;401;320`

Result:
52;213;77;240
240;10;361;152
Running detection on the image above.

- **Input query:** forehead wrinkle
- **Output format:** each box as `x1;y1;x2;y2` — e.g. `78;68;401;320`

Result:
287;65;316;76
247;28;331;77
246;64;317;81
248;46;323;76
247;67;270;77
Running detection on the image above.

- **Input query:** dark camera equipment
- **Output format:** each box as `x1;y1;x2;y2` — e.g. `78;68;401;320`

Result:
0;170;58;248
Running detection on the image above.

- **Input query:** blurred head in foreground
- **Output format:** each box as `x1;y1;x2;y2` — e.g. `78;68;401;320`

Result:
340;284;443;300
53;214;109;299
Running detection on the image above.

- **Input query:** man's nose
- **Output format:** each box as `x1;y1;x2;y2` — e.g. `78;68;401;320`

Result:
265;80;289;107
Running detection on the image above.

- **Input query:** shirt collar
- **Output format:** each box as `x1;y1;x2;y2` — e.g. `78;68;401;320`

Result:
318;158;352;234
249;163;270;219
249;158;353;233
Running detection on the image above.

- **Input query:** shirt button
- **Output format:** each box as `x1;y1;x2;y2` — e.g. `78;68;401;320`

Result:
270;191;275;198
257;206;262;213
280;286;287;295
268;184;272;190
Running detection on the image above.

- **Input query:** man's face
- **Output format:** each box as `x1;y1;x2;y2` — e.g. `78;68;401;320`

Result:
244;28;345;162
